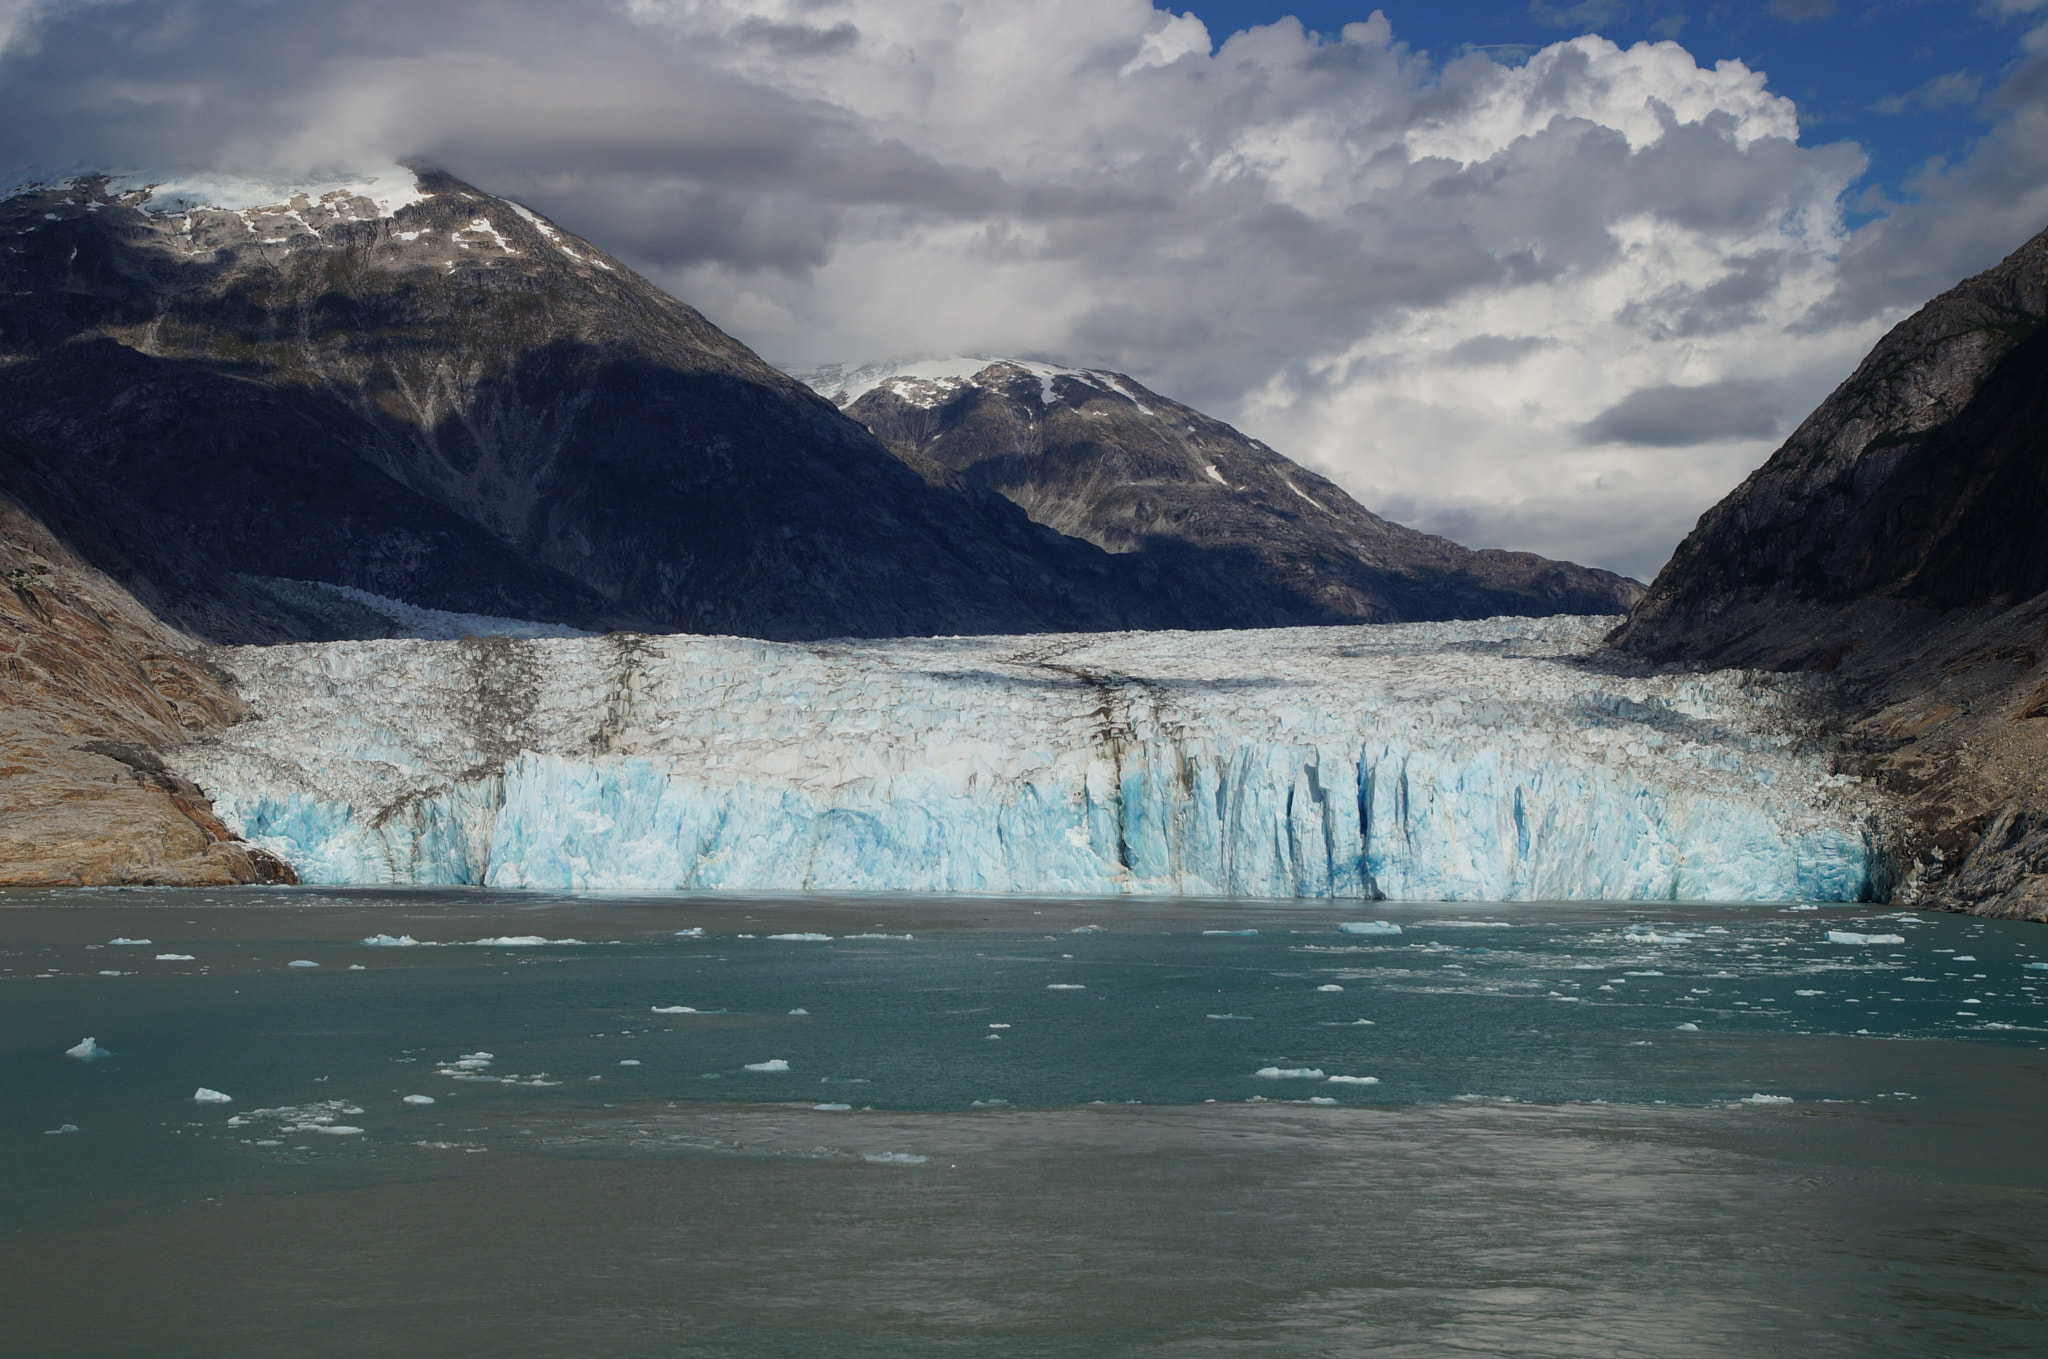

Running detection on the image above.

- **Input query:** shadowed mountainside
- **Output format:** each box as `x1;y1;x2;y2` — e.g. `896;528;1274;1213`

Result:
1614;222;2048;919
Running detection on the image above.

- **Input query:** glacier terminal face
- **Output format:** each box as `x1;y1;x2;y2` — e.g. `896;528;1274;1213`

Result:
170;619;1884;901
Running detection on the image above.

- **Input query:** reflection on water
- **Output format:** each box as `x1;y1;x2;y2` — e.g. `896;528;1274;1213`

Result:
2;889;2045;1357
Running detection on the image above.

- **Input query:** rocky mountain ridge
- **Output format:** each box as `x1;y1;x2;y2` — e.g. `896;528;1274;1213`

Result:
1615;221;2048;919
798;357;1644;626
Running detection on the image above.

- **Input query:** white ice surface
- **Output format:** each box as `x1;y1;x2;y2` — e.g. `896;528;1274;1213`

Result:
1827;931;1905;945
193;1088;232;1103
65;1037;110;1060
175;617;1885;901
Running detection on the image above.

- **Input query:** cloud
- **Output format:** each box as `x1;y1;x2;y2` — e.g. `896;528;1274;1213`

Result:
1578;380;1787;446
1873;69;1983;115
0;0;2041;582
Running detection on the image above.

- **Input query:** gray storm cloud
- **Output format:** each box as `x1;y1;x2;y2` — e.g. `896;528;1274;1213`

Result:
3;0;2046;581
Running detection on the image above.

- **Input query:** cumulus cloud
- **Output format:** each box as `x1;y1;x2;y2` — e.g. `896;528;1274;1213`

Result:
1;0;2045;581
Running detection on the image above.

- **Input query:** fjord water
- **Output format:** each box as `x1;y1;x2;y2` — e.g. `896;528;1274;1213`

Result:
4;890;2044;1357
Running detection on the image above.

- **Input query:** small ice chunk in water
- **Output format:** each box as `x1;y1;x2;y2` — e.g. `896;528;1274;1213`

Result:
1255;1067;1325;1079
288;960;318;968
674;928;706;937
1308;1096;1339;1104
108;938;151;945
814;1103;852;1111
1316;984;1345;992
1795;989;1825;997
65;1037;110;1060
44;1124;80;1135
465;936;585;946
155;954;196;961
1827;931;1906;945
789;1008;809;1015
1046;984;1086;990
193;1088;232;1103
862;1152;928;1164
1202;929;1257;936
1675;1022;1700;1031
1206;1014;1250;1020
650;1006;698;1014
315;1125;364;1135
402;1095;435;1105
1339;922;1401;936
1326;1075;1379;1085
745;1059;790;1072
348;964;365;970
1740;1094;1793;1105
618;1059;641;1065
2027;962;2048;971
360;934;421;946
767;933;832;942
1069;925;1104;934
98;970;123;976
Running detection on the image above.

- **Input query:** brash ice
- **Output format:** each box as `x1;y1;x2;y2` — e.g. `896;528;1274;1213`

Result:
173;618;1883;900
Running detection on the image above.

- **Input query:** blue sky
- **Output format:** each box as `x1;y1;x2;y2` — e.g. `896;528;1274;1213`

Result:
1194;1;2024;218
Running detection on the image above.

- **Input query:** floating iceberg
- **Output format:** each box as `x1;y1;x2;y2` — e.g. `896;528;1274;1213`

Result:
1827;931;1906;945
1255;1067;1325;1079
174;618;1885;902
1339;921;1402;935
64;1037;110;1060
193;1088;232;1103
360;934;423;947
744;1059;791;1072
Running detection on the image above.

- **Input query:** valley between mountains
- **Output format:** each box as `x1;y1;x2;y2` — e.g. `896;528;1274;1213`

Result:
1;166;2045;916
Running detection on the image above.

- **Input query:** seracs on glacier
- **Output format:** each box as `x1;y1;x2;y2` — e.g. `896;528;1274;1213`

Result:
171;618;1884;901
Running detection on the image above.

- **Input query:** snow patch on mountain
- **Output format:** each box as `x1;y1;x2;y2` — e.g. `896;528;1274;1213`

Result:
791;356;1149;411
170;617;1885;901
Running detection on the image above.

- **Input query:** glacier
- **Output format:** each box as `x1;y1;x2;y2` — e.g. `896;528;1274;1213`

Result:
168;617;1886;901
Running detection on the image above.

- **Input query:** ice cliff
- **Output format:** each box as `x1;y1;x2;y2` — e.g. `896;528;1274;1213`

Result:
169;618;1885;901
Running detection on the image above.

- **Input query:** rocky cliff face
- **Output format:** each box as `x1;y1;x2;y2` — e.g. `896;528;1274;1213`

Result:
1613;223;2048;919
802;359;1643;627
0;170;1194;643
0;492;294;886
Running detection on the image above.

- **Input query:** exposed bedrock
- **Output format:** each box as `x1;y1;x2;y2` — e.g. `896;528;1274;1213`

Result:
0;493;295;887
1614;221;2048;918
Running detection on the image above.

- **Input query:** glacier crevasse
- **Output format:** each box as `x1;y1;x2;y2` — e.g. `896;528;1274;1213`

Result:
171;618;1885;900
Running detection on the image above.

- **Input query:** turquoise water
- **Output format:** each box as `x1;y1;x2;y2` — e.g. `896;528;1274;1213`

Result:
4;889;2046;1356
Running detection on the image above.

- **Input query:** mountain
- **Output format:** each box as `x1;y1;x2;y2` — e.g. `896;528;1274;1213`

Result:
0;488;295;886
0;169;1194;643
797;358;1644;626
1613;221;2048;918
